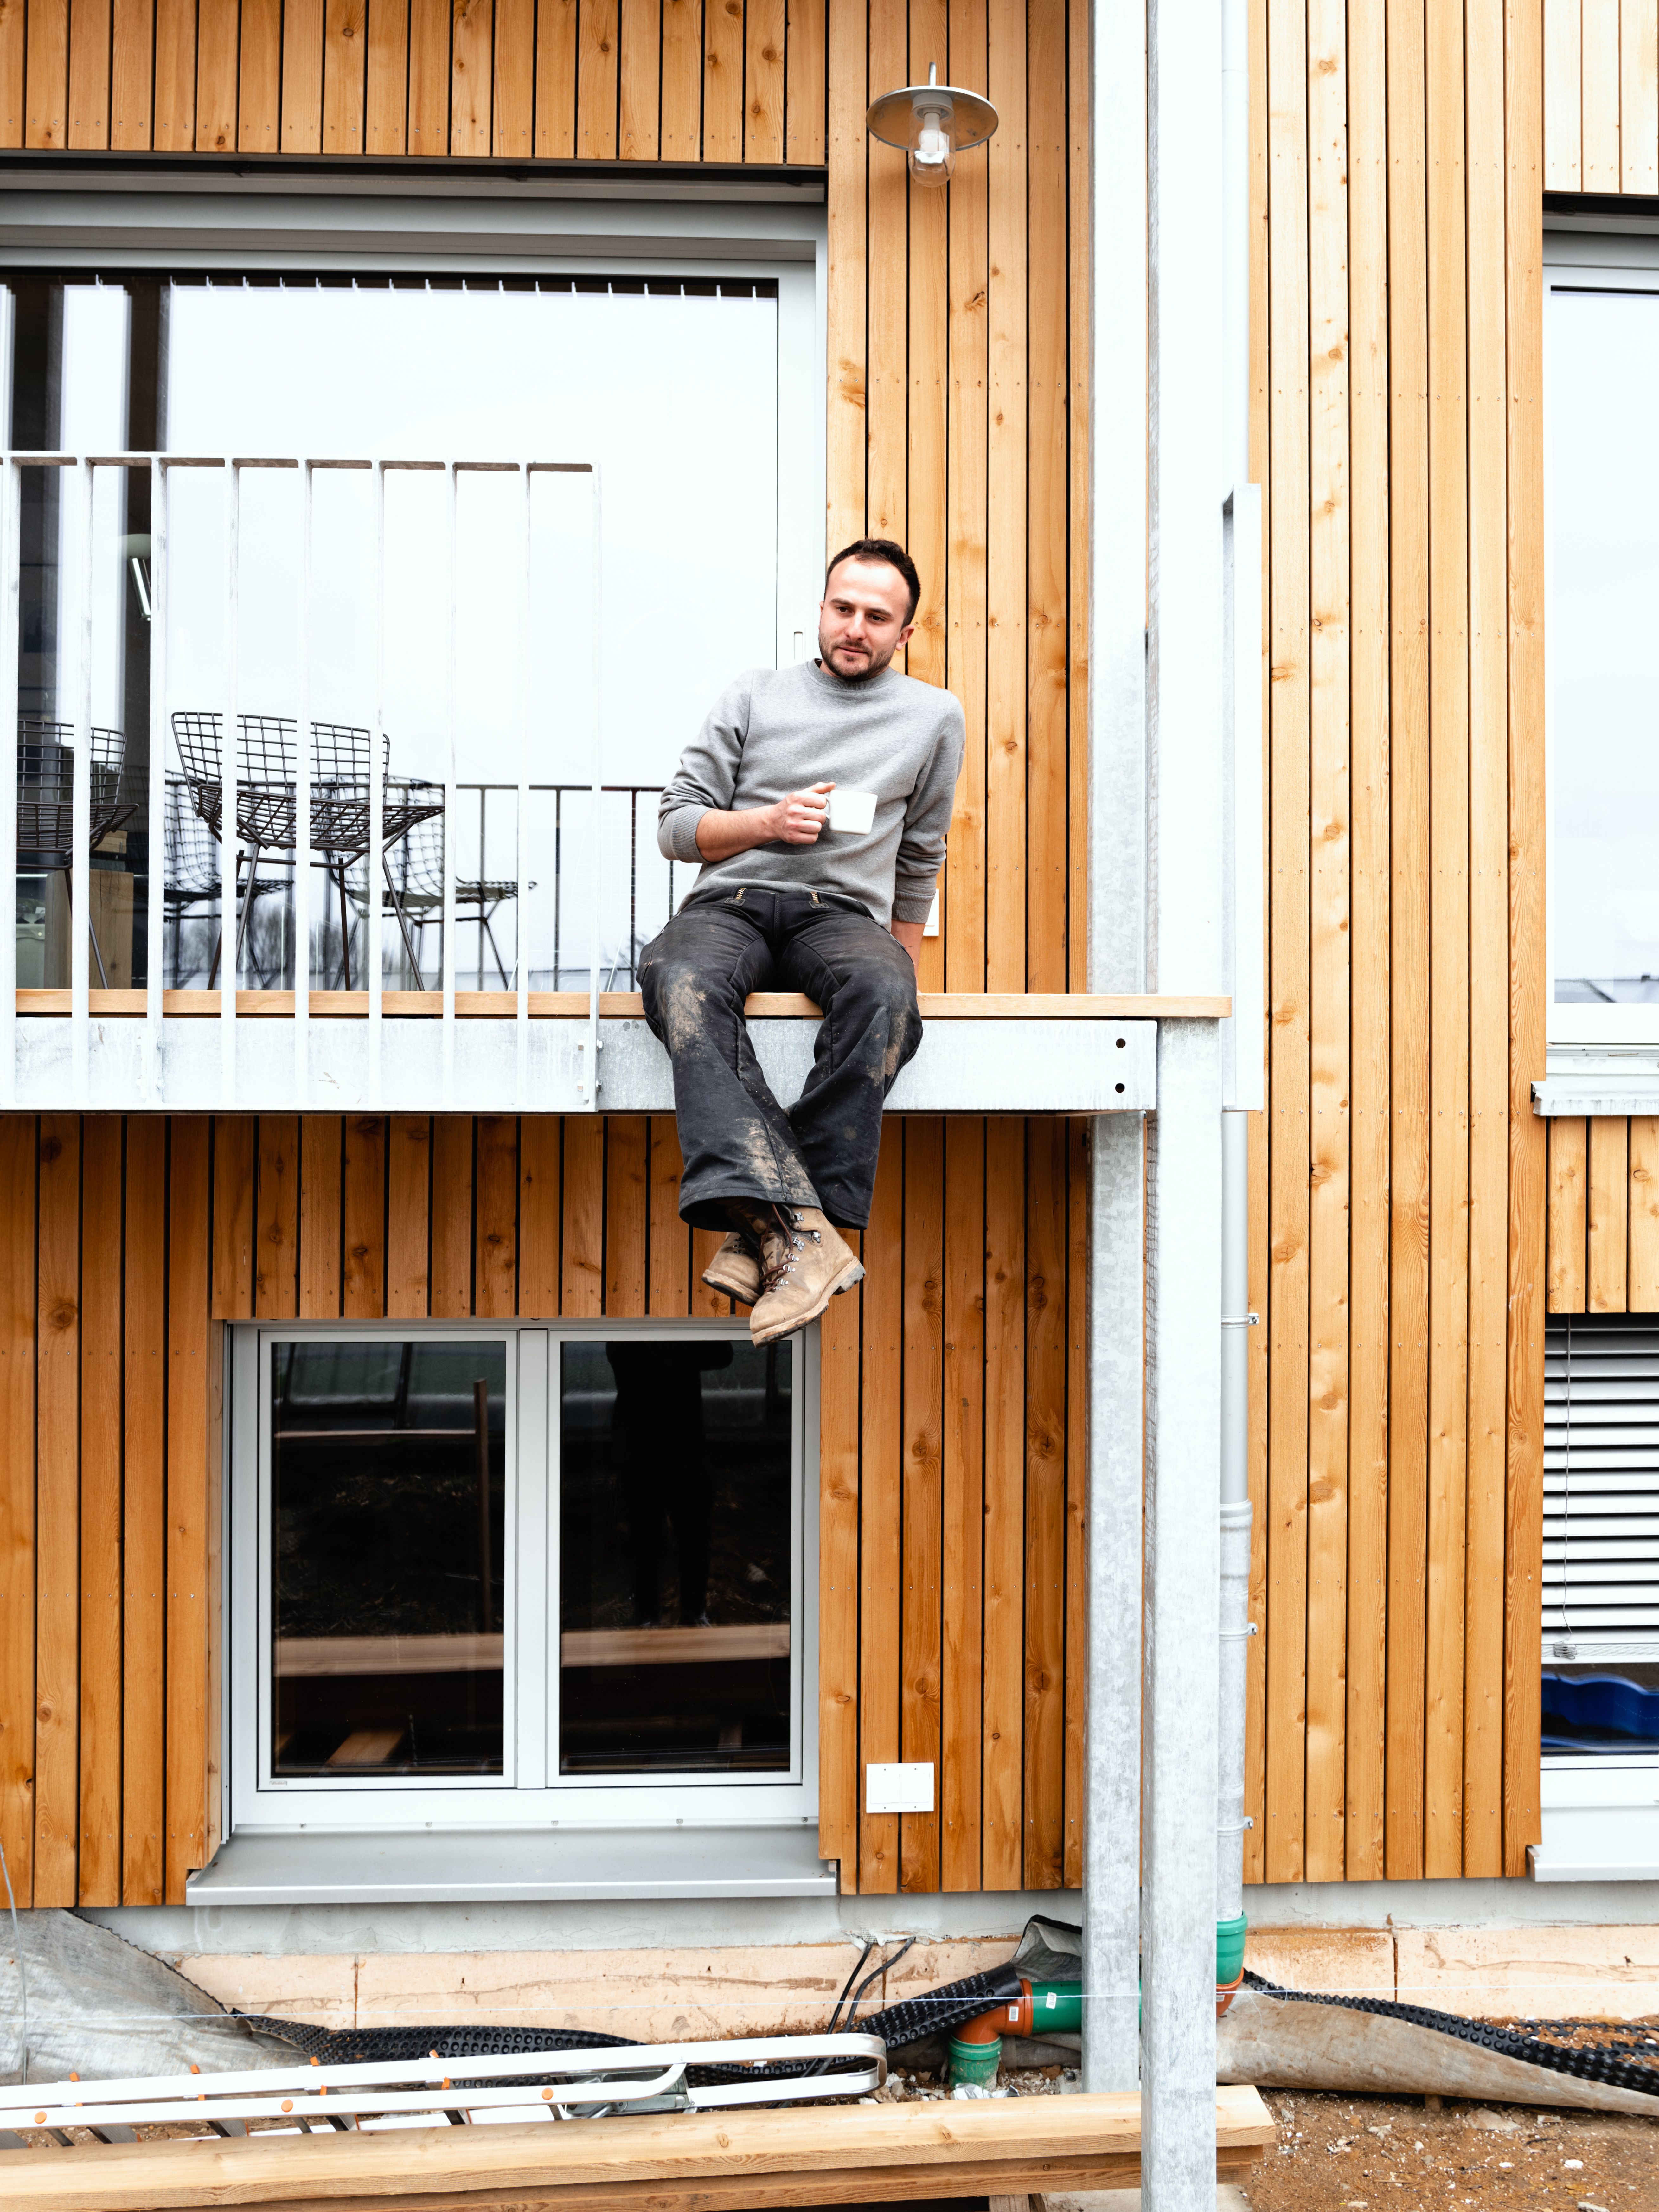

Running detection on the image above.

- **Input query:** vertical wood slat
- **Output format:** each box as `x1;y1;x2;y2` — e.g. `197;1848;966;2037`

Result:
476;1116;520;1318
983;0;1026;992
1022;1115;1065;1889
519;1117;562;1318
79;1118;123;1906
701;0;743;157
909;0;949;1000
152;0;197;146
534;0;577;154
407;0;450;150
1547;1119;1588;1313
165;1119;212;1904
26;0;70;146
561;1120;604;1315
647;1119;690;1316
824;0;867;555
193;0;238;147
981;1115;1024;1888
1061;1115;1087;1888
940;1115;984;1890
256;1115;299;1319
744;0;783;158
619;0;662;156
578;0;620;156
659;0;701;155
944;0;989;994
603;1117;648;1314
299;1115;342;1318
431;1116;474;1316
491;0;535;152
1587;1117;1630;1314
1064;0;1089;994
784;0;824;162
281;0;325;147
1630;1118;1659;1309
342;1115;388;1319
900;1120;944;1893
1624;0;1659;192
1023;0;1067;997
0;1121;35;1899
449;0;492;152
857;1134;904;1893
1579;0;1621;188
863;0;906;554
387;1114;432;1318
323;0;369;151
35;1117;79;1905
213;1116;255;1321
68;0;114;145
1543;0;1583;188
122;1117;165;1907
365;0;410;149
818;1223;861;1882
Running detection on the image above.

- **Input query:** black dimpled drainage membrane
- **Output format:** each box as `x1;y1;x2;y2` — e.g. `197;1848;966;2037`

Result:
1240;1972;1659;2103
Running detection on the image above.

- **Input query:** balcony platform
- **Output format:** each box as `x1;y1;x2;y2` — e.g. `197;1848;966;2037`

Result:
8;991;1228;1114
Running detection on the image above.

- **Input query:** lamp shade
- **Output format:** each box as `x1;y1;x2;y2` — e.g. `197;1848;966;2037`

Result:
865;67;999;176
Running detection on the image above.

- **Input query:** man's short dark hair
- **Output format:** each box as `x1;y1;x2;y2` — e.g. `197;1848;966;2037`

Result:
825;537;921;624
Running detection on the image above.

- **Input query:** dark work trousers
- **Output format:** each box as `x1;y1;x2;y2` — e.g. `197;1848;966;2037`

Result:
638;886;922;1231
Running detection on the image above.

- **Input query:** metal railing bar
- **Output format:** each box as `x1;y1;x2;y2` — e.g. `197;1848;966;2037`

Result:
516;461;531;1105
441;461;458;1105
368;459;386;1105
221;457;240;1104
70;457;94;1103
586;465;603;1101
0;452;18;1108
295;459;313;1106
144;456;168;1098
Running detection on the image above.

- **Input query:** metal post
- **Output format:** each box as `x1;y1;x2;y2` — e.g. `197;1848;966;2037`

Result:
368;460;386;1105
220;457;240;1106
441;462;458;1107
1141;1019;1222;2211
294;460;313;1108
71;457;93;1105
516;461;532;1105
145;456;169;1103
1218;1108;1254;1930
0;455;20;1109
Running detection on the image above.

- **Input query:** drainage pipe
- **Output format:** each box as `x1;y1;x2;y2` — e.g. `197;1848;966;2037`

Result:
1217;1110;1254;2001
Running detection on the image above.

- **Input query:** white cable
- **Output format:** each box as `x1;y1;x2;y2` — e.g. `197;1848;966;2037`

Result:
0;1835;25;2085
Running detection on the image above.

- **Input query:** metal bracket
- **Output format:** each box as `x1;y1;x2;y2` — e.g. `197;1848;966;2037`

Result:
1219;1622;1259;1642
1221;1312;1259;1328
1216;1818;1255;1835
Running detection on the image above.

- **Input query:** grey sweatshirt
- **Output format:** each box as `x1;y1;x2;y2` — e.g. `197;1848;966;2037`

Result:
656;660;965;929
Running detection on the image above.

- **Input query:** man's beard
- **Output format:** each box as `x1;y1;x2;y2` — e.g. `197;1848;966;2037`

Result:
818;631;896;681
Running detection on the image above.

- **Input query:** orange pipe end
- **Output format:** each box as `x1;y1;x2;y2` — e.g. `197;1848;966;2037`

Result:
957;1982;1034;2043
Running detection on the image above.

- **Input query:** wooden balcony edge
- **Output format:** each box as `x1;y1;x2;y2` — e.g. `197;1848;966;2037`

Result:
16;989;1231;1021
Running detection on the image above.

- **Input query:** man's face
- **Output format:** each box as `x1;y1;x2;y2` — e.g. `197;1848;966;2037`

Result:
817;558;916;681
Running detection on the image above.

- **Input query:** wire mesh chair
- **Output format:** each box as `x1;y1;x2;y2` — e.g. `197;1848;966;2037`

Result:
16;717;140;986
163;774;291;988
375;807;532;990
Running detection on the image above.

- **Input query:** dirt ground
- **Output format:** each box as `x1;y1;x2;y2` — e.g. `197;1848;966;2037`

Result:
1242;2087;1659;2212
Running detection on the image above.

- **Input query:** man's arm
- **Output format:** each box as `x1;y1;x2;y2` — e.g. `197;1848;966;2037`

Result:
891;918;923;970
695;782;834;860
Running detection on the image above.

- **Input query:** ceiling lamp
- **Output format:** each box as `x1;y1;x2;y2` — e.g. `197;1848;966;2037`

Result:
864;63;999;190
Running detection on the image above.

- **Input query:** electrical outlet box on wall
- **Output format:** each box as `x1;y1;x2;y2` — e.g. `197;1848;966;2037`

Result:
864;1763;934;1814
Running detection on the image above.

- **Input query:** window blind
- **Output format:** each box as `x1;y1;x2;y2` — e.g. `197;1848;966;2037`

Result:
1544;1315;1659;1655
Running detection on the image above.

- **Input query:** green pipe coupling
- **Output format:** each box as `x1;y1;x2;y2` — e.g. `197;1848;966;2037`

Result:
1026;1981;1083;2034
946;2033;1002;2087
1216;1913;1248;1988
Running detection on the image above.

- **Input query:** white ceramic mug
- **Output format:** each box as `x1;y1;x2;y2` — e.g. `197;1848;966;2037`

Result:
827;786;878;835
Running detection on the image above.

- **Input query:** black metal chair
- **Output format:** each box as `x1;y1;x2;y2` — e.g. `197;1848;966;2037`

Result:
375;807;531;990
163;774;291;988
16;717;139;986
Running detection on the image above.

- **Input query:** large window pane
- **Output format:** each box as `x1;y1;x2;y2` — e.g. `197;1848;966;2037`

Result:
559;1339;793;1776
271;1340;507;1777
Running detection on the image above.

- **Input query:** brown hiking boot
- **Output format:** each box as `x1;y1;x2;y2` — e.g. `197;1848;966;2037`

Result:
701;1228;764;1306
739;1204;865;1346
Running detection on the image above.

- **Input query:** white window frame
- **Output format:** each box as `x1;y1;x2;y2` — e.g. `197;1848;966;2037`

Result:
226;1318;819;1835
1544;228;1659;1051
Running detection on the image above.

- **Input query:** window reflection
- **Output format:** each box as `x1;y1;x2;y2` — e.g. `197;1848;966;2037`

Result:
271;1341;507;1777
559;1339;792;1775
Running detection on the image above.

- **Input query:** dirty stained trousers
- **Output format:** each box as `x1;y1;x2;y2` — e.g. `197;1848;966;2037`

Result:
638;886;922;1231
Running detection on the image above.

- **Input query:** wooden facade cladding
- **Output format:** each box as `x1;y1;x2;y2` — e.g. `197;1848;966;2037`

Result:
1543;0;1659;190
1246;0;1547;1884
0;1109;1088;1906
1545;1119;1659;1314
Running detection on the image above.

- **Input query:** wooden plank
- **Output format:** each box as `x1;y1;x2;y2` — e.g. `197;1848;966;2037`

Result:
211;1115;255;1321
945;0;989;991
1023;0;1067;994
78;1118;123;1906
342;1115;388;1321
323;0;368;151
449;0;491;152
1385;0;1432;1884
1423;0;1472;1883
824;0;867;554
659;0;700;156
1023;1116;1066;1890
430;1117;475;1318
784;0;823;163
817;1218;862;1881
1062;1116;1087;1888
857;1130;904;1893
67;0;113;146
1304;0;1351;1888
1623;0;1659;190
618;0;660;156
1630;1118;1659;1309
1580;0;1620;188
701;0;742;158
192;0;237;147
166;1117;212;1905
1065;0;1089;992
940;1115;985;1891
364;0;410;149
386;1114;432;1318
900;1119;944;1894
604;1117;648;1315
1587;1117;1630;1314
1543;0;1582;187
491;0;533;151
122;1117;165;1906
577;0;619;156
0;1119;35;1901
476;1115;519;1319
533;0;576;153
239;0;285;163
909;0;949;999
34;1116;79;1906
863;0;906;555
561;1119;604;1317
1264;0;1311;1888
280;0;324;147
1546;1119;1587;1313
647;1117;691;1317
744;0;783;159
407;0;450;150
298;1116;342;1320
1504;0;1547;1883
1344;0;1389;1885
983;0;1026;991
1463;0;1511;1882
518;1117;562;1318
110;0;155;147
24;0;69;145
981;1115;1024;1890
254;1114;299;1320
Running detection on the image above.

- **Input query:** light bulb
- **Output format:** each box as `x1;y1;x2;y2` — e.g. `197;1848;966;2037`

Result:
908;107;954;187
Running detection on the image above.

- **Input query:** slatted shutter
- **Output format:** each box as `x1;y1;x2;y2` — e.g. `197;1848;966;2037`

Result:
1544;1316;1659;1657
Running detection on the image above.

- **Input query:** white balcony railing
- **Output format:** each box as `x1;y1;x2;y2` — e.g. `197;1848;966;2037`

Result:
0;451;1162;1117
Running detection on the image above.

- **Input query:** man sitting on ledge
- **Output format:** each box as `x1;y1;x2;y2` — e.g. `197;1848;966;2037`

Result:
643;537;965;1347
